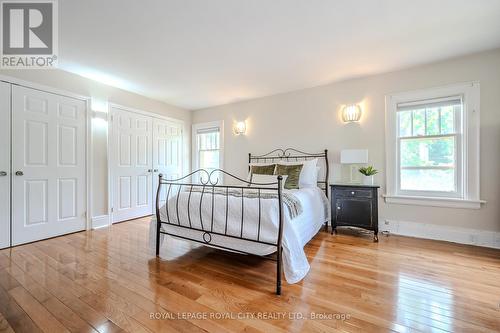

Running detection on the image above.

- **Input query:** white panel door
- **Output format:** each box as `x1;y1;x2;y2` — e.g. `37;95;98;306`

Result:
111;107;153;223
0;82;10;249
11;86;86;246
152;119;183;209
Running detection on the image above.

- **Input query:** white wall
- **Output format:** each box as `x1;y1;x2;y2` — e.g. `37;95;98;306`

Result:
192;48;500;234
0;69;191;220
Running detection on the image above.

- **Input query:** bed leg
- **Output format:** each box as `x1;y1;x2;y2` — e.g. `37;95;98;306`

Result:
155;219;160;257
276;176;284;296
276;247;282;295
155;174;163;257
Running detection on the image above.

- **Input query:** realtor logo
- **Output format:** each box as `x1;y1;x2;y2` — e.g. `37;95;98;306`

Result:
1;0;58;68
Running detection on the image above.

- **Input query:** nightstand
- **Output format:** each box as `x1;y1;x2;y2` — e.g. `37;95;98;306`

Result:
330;184;380;242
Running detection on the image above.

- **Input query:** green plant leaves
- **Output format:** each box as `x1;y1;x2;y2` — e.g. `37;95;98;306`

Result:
359;165;378;176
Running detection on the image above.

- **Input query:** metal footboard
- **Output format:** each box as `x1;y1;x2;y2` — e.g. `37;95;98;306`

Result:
155;169;285;295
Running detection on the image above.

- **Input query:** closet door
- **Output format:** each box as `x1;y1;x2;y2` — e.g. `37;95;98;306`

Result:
111;107;153;223
0;82;10;249
152;119;183;209
11;86;87;246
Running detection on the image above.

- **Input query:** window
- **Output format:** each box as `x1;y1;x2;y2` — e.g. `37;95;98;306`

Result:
385;82;483;209
397;97;462;196
192;121;224;182
197;128;220;172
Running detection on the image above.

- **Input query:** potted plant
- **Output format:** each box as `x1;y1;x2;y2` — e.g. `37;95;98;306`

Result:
358;166;378;185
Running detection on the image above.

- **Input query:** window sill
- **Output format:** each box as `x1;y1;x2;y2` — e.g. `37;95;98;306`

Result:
383;194;486;209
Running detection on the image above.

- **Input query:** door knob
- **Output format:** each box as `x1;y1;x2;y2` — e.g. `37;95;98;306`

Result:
153;169;158;172
15;171;24;176
0;171;7;176
148;169;153;173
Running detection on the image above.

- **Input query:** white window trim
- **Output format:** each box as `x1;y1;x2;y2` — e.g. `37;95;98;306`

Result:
192;120;224;172
384;82;485;209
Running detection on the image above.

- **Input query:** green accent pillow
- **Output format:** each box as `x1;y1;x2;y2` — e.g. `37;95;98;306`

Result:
275;164;303;189
250;164;276;182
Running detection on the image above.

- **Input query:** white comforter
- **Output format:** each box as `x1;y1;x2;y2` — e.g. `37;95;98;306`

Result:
150;186;329;283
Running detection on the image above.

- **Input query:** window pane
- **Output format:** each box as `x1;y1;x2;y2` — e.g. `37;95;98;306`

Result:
198;131;220;150
425;108;440;135
401;169;455;192
400;137;455;167
398;111;412;137
200;150;220;170
412;109;426;136
440;106;455;134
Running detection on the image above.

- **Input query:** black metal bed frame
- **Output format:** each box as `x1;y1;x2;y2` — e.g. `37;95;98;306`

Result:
155;148;328;295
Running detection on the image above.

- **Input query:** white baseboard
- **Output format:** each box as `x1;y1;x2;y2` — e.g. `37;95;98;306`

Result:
380;219;500;249
91;215;110;229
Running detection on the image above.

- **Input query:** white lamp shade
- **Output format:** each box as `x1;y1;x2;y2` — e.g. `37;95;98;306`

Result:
340;149;368;164
342;104;362;122
234;121;246;135
91;97;108;113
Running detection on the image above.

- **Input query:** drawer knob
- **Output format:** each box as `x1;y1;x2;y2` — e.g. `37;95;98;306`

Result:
351;191;355;195
337;206;341;210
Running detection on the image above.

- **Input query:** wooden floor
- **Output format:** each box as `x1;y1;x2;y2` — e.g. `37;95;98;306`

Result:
1;217;499;333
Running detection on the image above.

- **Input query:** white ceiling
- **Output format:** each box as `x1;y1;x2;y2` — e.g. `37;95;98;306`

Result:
59;0;500;110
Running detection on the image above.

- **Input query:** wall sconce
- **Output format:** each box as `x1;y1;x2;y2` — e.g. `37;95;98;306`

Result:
234;121;247;135
342;104;362;122
91;116;108;129
91;97;109;130
91;97;109;113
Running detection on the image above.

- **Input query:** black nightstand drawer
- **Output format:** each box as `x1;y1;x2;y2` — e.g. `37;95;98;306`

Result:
336;189;373;198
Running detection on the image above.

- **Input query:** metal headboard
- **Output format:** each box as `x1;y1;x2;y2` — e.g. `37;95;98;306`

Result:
248;148;329;197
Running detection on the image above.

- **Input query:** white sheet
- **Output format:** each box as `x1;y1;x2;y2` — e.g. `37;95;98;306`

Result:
150;186;329;283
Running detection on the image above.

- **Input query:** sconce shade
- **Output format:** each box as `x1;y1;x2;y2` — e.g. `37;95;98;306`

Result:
91;97;109;113
234;121;246;135
342;104;362;122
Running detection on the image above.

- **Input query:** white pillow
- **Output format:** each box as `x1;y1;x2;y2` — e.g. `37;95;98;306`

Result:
277;158;318;188
313;166;320;185
250;174;287;190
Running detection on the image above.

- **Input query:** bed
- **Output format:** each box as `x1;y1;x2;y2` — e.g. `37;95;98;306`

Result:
152;148;329;295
